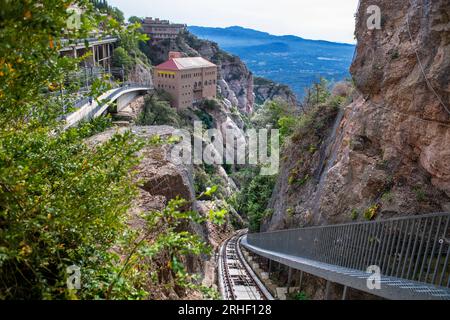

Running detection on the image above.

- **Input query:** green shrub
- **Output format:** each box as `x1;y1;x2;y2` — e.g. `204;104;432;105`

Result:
286;207;295;217
193;165;228;199
351;209;359;221
112;47;134;72
293;291;309;300
242;174;276;232
252;99;297;132
303;78;331;107
194;109;215;130
202;99;219;110
0;1;217;300
308;144;318;154
137;94;181;126
76;115;113;138
413;186;426;202
278;116;296;140
364;204;380;221
381;191;394;203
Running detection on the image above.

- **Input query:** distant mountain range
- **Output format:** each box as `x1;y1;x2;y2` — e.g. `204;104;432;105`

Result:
188;26;356;99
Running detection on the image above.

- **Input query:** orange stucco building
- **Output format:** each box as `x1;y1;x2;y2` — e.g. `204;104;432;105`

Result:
154;52;218;109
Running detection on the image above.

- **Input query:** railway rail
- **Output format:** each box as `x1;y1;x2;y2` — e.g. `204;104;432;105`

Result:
218;232;273;300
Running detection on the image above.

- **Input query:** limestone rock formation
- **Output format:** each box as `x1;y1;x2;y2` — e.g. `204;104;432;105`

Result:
254;77;298;107
89;125;235;298
112;96;146;124
264;0;450;231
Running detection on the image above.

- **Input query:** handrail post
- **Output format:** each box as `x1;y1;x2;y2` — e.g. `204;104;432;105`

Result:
342;286;348;300
287;267;293;292
298;271;304;291
325;280;331;300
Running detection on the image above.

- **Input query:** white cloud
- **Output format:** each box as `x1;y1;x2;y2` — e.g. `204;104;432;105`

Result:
107;0;359;43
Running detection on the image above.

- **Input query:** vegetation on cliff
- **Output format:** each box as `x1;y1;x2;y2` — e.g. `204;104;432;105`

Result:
111;21;152;83
0;0;224;300
137;92;181;127
0;0;143;299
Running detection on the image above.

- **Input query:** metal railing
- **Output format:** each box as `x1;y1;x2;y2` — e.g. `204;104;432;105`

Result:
247;213;450;289
68;81;152;110
59;36;118;51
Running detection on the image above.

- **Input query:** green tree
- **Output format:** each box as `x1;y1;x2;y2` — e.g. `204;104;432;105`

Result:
112;46;134;71
137;94;181;127
0;0;146;299
234;172;276;232
252;99;297;143
252;99;296;130
278;116;296;138
128;16;143;24
91;0;125;22
304;77;331;107
112;22;150;78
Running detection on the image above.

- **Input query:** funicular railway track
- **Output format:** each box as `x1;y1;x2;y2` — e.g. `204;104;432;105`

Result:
218;232;273;300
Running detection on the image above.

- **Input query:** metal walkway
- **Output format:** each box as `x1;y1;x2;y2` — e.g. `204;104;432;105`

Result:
241;213;450;300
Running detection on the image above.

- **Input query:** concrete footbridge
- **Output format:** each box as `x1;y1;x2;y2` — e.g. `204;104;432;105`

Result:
233;213;450;300
64;83;152;128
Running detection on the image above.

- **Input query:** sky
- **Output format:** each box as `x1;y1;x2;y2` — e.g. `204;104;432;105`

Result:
107;0;360;44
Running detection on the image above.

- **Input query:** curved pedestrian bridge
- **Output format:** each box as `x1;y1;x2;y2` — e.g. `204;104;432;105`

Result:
64;83;152;128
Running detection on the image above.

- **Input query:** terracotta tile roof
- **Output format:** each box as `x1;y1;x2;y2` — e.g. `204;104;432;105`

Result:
155;57;216;71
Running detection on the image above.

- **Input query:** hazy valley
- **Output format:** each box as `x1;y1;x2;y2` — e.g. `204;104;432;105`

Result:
189;26;356;98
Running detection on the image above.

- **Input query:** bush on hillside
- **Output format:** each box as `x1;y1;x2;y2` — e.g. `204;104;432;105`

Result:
112;47;135;72
137;94;181;127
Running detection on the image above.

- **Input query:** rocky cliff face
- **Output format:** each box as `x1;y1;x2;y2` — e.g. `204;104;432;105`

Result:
88;126;235;299
148;31;255;114
253;77;298;107
264;0;450;231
